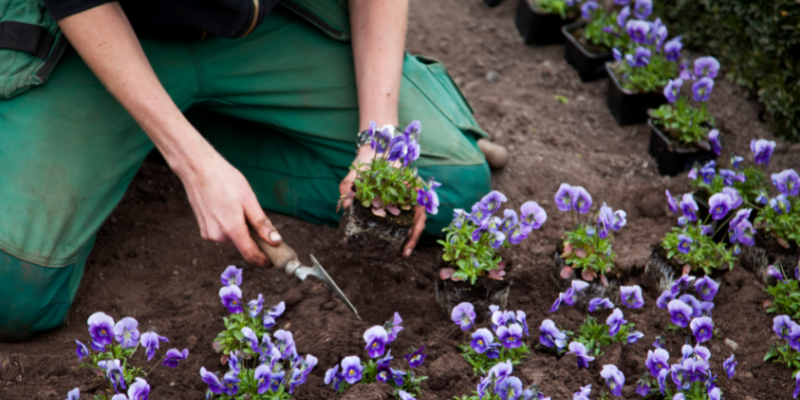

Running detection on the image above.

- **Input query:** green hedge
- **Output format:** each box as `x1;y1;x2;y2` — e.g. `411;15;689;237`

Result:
655;0;800;142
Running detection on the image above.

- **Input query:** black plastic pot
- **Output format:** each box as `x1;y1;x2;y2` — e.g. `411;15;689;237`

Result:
484;0;506;7
514;0;576;45
562;23;612;82
606;63;667;126
648;119;717;177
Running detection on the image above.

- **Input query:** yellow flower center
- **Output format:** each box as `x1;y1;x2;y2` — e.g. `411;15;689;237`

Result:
372;342;378;348
349;370;355;376
478;340;484;346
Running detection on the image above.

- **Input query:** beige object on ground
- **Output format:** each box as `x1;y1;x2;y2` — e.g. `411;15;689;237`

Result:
478;138;509;169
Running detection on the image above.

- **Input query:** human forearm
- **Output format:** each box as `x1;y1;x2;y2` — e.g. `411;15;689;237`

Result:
58;2;213;178
349;0;408;134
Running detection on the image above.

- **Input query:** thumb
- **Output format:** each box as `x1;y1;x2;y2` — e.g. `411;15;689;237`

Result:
244;197;282;246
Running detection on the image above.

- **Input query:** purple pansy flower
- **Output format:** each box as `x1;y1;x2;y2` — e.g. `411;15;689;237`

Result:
385;312;403;342
636;380;650;397
571;186;593;214
794;370;800;398
668;300;693;328
564;280;590;306
219;285;243;314
679;193;698;221
255;364;275;394
247;294;264;318
221;265;243;286
451;302;476;331
771;195;792;214
417;179;441;215
520;201;547;229
664;36;683;61
539;319;567;350
720;169;736;186
75;340;89;360
140;331;168;361
364;326;388;358
555;183;575;212
627;331;645;344
113;317;140;349
127;377;149;400
480;191;507;214
679;294;703;318
273;329;296;359
341;356;363;384
620;285;644;309
496;376;524;400
88;312;115;351
677;234;693;254
692;77;715;102
601;365;625;396
664;79;682;103
657;290;676;309
67;388;80;400
200;366;225;395
694;276;719;302
751;139;776;165
323;365;343;391
613;48;622;62
588;298;614;312
722;187;743;209
646;348;671;377
694;56;720;79
633;0;652;19
581;1;599;19
774;314;796;339
617;6;630;28
607;308;627;336
497;324;524;349
471;328;495;353
709;193;732;220
666;190;679;213
690;317;714;343
241;327;259;353
627;46;651;67
405;346;426;368
162;348;189;368
708;129;722;155
723;354;737;379
700;225;714;236
773;169;800;197
399;390;415;400
568;341;595;368
733;219;756;246
517;310;529;336
103;359;127;393
626;20;650;44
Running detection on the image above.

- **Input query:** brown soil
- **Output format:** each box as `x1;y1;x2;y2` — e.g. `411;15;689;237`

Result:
3;0;800;399
568;26;610;55
341;201;414;257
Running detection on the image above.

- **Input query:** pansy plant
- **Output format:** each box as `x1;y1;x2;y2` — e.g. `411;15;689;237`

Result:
611;15;680;93
543;282;644;365
581;0;651;53
556;183;627;281
764;314;800;387
662;190;754;274
344;120;441;218
687;142;772;212
638;343;733;400
455;361;552;400
74;311;188;399
202;267;317;400
324;312;428;399
438;190;547;284
765;262;800;320
755;168;800;249
451;302;532;375
650;56;721;147
535;0;581;20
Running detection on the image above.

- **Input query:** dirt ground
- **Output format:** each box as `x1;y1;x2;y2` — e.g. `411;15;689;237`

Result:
2;0;800;399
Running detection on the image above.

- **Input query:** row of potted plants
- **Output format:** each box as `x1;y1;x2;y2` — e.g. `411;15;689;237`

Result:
514;0;737;178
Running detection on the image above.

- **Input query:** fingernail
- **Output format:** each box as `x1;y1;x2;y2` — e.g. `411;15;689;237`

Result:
269;231;282;242
404;248;412;258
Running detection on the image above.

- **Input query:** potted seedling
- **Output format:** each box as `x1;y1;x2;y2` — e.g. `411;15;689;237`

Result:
562;0;639;82
765;314;800;395
552;183;628;299
323;312;428;399
436;190;547;316
201;266;318;399
341;120;440;256
746;167;800;282
515;0;579;46
484;0;506;7
647;190;755;292
648;56;723;176
606;17;680;125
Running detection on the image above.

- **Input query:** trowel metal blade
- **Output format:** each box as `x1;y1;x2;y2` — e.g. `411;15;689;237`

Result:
306;255;361;320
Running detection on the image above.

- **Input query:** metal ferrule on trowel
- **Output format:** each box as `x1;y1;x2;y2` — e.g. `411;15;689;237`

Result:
249;228;360;320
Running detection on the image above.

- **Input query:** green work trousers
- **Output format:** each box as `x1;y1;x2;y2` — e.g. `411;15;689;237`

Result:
0;6;490;339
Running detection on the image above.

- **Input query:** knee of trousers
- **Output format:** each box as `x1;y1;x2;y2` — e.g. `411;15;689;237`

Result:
418;161;492;237
0;242;91;341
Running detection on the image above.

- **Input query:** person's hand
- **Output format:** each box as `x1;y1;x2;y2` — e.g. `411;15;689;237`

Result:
178;148;281;267
338;145;426;258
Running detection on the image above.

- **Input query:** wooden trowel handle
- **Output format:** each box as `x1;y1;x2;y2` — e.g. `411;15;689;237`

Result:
248;227;299;270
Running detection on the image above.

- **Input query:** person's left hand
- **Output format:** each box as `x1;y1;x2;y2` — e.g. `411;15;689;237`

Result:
339;145;426;258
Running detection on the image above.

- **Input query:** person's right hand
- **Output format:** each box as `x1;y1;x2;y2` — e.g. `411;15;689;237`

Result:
177;147;282;267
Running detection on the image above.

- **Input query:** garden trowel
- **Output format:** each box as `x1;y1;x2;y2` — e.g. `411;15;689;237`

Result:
249;228;360;320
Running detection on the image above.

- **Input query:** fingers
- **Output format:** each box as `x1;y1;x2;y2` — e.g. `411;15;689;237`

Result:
339;170;357;209
229;221;269;267
403;206;427;258
244;196;282;247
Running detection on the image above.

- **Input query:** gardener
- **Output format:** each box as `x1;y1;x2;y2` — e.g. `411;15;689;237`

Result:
0;0;506;339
